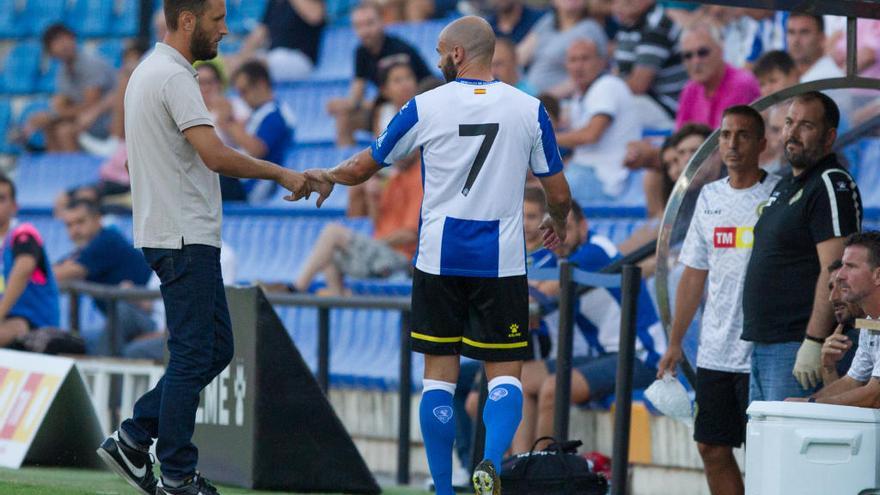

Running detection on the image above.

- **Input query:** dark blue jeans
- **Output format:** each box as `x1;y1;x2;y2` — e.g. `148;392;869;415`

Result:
120;244;233;481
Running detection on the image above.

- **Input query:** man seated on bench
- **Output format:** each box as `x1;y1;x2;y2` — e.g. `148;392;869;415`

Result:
787;233;880;407
0;175;60;347
531;201;666;449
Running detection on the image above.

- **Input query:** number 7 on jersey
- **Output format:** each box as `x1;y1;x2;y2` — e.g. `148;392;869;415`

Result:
459;123;499;197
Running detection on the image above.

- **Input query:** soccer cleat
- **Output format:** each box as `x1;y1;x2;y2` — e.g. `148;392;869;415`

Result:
157;472;220;495
472;459;501;495
96;431;158;495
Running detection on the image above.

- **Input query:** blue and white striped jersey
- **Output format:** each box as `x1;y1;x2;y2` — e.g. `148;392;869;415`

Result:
370;79;564;278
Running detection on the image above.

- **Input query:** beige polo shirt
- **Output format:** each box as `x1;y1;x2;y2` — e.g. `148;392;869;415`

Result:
124;43;221;249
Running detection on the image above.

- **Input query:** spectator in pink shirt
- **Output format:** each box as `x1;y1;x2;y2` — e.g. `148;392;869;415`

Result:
675;25;761;129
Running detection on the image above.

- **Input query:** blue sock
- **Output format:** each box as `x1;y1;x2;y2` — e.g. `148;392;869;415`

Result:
482;376;523;469
420;380;457;495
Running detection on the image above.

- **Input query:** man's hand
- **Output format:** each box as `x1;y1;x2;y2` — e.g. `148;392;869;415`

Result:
539;214;566;250
277;169;312;202
623;140;657;170
793;339;824;390
821;324;851;368
657;344;683;379
302;168;335;208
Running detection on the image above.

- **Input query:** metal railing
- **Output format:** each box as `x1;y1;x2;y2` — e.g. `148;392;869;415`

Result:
60;281;415;484
61;262;642;491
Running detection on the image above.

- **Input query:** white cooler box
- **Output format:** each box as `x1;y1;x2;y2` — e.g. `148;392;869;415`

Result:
746;401;880;495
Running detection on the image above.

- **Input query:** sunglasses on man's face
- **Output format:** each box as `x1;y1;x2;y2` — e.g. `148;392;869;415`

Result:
682;47;712;61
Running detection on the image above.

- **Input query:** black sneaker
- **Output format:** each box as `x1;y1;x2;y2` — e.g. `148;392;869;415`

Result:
472;459;500;495
157;472;220;495
96;431;158;495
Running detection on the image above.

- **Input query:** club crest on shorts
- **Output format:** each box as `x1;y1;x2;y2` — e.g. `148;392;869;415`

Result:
489;387;509;402
433;406;454;424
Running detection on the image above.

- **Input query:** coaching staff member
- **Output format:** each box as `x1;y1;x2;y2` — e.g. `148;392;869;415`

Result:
96;1;310;494
743;91;862;402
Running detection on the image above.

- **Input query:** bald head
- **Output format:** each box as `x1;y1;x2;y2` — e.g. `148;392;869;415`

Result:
439;16;496;65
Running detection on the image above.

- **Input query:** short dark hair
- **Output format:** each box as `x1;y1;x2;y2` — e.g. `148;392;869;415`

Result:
828;259;843;274
792;91;840;132
722;105;766;138
752;50;796;79
377;61;414;88
524;186;547;210
42;23;74;49
790;13;824;33
164;0;209;31
233;60;271;86
0;173;15;201
845;232;880;268
195;60;226;87
66;199;101;216
670;123;712;147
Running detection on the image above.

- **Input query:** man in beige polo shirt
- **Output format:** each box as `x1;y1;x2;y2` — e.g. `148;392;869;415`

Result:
95;1;318;494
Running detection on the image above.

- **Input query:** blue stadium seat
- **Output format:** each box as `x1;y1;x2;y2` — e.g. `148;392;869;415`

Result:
275;80;351;144
589;217;649;246
26;0;69;37
0;0;28;38
386;18;451;77
1;41;41;94
111;0;140;37
850;138;880;209
326;0;358;26
226;0;267;34
68;0;114;37
16;152;103;207
312;26;358;80
35;58;59;94
0;99;12;154
94;38;125;68
15;98;52;150
220;214;370;284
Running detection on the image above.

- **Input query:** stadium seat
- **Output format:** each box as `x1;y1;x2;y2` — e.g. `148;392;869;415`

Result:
111;0;140;37
386;18;451;77
0;0;27;38
0;99;12;153
589;217;650;246
26;0;69;37
16;152;103;207
275;80;354;144
68;0;114;37
220;213;371;284
1;41;41;94
312;26;358;80
35;58;59;94
326;0;359;26
226;0;267;35
851;138;880;208
94;38;125;68
14;98;52;150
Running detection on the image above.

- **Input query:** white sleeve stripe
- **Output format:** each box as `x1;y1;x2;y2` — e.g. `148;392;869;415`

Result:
820;170;841;237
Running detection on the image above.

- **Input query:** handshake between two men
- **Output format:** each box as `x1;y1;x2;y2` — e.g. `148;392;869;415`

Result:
279;149;381;208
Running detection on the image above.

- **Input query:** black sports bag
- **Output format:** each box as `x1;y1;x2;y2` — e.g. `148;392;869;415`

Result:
500;437;609;495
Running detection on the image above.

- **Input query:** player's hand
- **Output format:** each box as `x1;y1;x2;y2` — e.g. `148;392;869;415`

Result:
539;215;566;250
303;168;335;208
657;344;683;379
793;339;823;390
821;324;851;368
278;169;311;202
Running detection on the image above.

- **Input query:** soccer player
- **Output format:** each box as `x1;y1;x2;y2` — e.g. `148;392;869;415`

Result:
302;16;571;495
96;1;310;494
657;105;780;495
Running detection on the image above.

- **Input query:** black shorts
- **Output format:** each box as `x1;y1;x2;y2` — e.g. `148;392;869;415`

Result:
410;268;530;362
694;367;749;447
